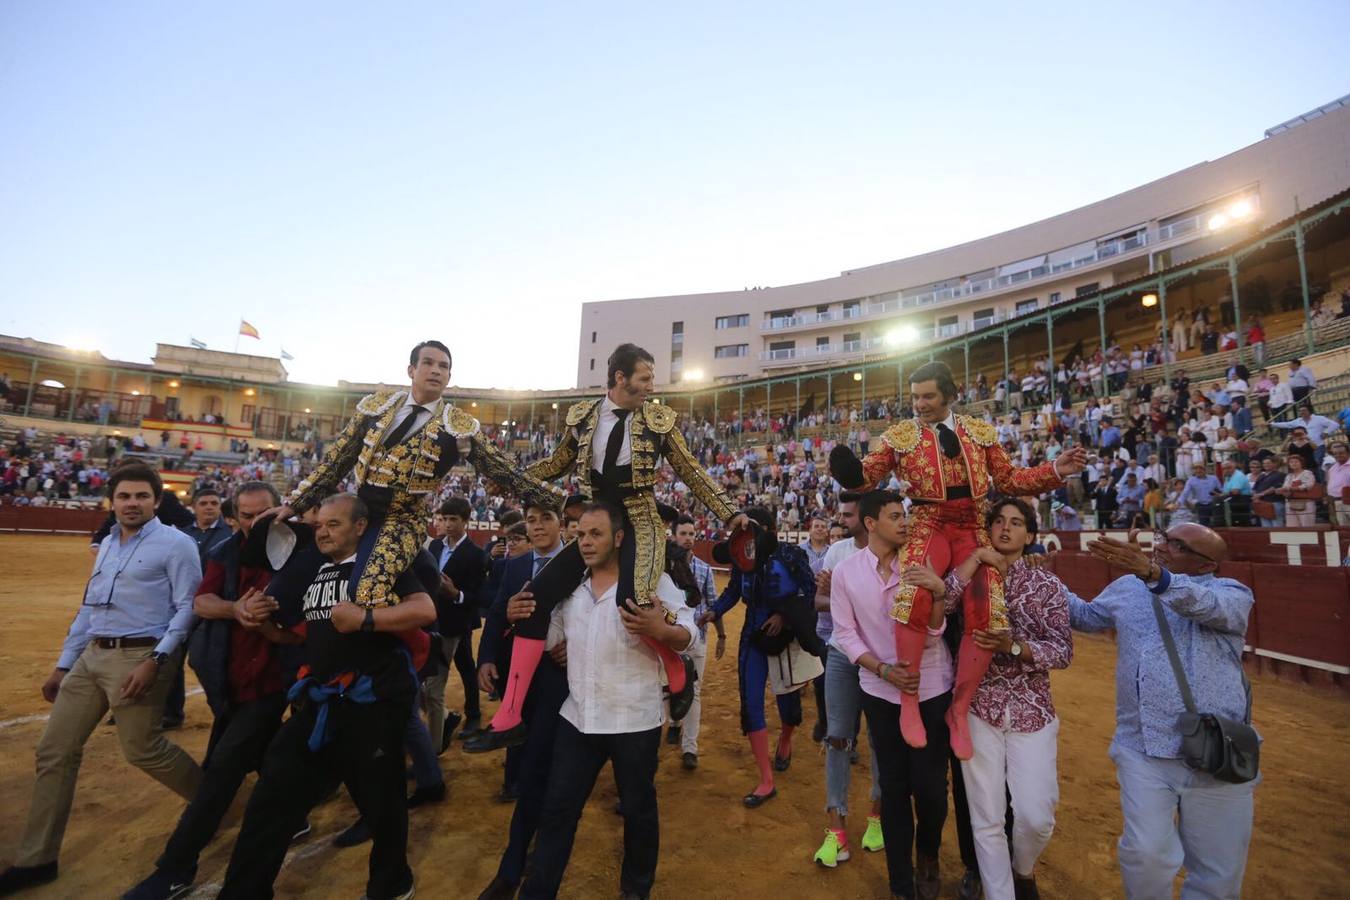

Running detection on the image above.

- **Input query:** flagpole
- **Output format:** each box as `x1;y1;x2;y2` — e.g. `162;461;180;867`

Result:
235;319;241;354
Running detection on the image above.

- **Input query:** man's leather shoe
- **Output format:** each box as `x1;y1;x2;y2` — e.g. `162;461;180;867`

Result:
0;863;57;896
476;874;516;900
333;819;371;847
464;723;527;753
407;783;447;808
1013;875;1040;900
681;752;698;770
439;711;463;754
458;715;483;740
958;868;983;900
666;657;698;721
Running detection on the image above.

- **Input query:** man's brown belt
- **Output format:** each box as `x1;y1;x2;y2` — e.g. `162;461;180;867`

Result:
93;636;158;649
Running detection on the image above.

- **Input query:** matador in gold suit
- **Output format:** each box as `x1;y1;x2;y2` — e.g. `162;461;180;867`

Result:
833;411;1068;759
286;389;557;607
466;393;742;751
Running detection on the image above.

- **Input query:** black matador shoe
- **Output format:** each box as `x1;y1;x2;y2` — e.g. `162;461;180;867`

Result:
667;656;699;722
462;722;528;754
828;445;866;490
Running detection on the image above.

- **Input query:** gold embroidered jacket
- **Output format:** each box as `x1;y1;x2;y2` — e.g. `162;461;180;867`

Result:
288;390;559;514
860;414;1063;502
524;398;737;522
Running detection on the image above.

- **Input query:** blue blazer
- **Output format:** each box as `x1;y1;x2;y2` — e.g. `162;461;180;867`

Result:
477;553;535;672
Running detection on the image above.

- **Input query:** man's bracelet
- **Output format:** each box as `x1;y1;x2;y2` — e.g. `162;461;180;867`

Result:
878;663;891;680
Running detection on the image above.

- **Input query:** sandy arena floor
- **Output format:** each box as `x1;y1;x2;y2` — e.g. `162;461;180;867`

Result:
1;534;1347;898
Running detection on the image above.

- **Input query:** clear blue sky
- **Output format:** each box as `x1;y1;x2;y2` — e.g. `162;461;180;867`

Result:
2;1;1347;389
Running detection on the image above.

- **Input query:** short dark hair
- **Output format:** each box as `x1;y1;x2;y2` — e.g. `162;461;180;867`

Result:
108;463;163;501
498;509;524;528
192;487;221;502
320;492;369;523
220;498;235;520
581;501;625;534
743;506;774;530
606;343;655;389
438;496;472;519
523;495;560;518
909;360;959;403
986;497;1038;538
858;489;904;526
234;480;280;506
838;489;863;505
409;340;452;368
674;514;696;529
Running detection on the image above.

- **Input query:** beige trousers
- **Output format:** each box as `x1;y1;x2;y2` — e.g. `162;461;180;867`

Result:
422;633;461;749
16;644;203;866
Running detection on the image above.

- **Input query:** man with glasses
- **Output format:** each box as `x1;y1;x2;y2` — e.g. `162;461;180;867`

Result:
1068;524;1257;899
2;464;204;896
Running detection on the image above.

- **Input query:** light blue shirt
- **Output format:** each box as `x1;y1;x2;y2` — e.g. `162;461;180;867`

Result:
1222;471;1252;495
60;516;203;669
689;554;717;639
1179;474;1221;507
1117;481;1145;510
1068;569;1254;758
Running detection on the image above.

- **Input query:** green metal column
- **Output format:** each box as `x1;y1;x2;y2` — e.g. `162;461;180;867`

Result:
1158;279;1172;383
1001;329;1010;394
23;357;38;416
68;366;81;421
284;388;293;442
1294;216;1315;353
794;377;801;433
826;375;833;438
766;381;772;424
712;391;718;429
1228;256;1243;363
963;341;970;396
737;387;744;439
1045;317;1054;404
1097;296;1109;396
860;367;866;411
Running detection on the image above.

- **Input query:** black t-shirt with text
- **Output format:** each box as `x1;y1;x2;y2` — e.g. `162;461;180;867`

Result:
301;559;424;691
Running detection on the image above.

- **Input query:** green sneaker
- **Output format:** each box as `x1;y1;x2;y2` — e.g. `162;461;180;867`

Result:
862;815;885;852
813;829;851;868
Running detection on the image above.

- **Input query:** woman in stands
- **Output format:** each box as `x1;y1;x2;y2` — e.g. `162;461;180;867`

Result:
1279;454;1318;526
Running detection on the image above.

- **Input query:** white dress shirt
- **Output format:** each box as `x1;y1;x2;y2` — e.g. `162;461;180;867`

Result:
549;571;695;735
385;394;434;443
1268;382;1294;407
589;395;633;473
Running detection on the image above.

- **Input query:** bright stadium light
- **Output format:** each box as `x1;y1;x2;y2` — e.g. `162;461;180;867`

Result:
684;368;705;383
551;402;558;409
1141;293;1158;308
885;326;919;347
131;390;141;396
40;379;65;389
303;407;311;414
1207;213;1229;232
1228;198;1253;219
852;372;863;382
168;380;179;388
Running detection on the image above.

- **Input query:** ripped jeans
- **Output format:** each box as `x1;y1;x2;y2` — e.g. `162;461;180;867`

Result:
824;646;881;817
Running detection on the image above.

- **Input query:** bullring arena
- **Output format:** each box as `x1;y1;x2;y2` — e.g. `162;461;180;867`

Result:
1;528;1348;898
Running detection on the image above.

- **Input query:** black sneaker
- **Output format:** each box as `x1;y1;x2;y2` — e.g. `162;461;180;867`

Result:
0;862;58;896
439;711;463;754
665;725;681;745
123;868;192;900
681;752;698;771
458;715;483;740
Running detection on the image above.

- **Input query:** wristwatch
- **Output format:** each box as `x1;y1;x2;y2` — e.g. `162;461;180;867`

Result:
361;607;376;633
151;652;170;667
1009;641;1023;658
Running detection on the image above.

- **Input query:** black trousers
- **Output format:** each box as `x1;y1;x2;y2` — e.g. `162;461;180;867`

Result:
453;629;480;719
518;516;637;640
861;690;951;899
519;720;661;899
157;693;287;880
497;662;569;885
218;694;414;900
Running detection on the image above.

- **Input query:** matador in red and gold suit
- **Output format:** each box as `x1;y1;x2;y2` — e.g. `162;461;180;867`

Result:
831;373;1084;759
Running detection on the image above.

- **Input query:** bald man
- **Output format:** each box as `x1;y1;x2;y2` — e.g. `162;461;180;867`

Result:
1069;525;1257;899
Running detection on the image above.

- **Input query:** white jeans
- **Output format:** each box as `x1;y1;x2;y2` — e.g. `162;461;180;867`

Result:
667;633;709;754
961;714;1060;900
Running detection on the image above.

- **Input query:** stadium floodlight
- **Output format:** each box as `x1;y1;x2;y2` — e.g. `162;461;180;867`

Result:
303;407;311;414
684;368;705;383
168;380;179;388
551;402;559;409
884;325;919;347
1141;293;1158;308
40;379;65;389
1207;213;1229;231
1228;198;1253;219
244;388;256;396
853;372;863;382
131;390;141;396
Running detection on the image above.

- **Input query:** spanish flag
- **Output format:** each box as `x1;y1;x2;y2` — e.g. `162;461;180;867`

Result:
239;320;260;340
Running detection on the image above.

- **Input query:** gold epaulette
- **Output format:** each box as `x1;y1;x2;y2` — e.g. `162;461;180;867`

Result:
959;415;997;447
565;399;599;427
643;401;676;433
881;419;920;454
355;390;406;417
443;404;481;438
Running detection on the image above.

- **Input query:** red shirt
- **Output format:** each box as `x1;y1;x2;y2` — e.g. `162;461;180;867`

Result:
197;560;286;704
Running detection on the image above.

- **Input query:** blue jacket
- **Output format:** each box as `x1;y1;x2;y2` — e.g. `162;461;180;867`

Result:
477;551;566;697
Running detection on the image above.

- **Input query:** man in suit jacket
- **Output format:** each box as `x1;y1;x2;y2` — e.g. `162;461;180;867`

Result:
425;496;487;753
475;498;570;900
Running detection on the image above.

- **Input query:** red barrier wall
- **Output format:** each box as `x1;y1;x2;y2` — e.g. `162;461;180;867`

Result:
0;506;108;535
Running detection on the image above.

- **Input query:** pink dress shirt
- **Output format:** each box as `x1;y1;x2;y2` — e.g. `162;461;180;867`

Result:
830;544;953;704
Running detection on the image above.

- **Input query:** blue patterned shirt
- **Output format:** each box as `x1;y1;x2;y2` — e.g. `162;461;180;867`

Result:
1067;569;1254;759
688;554;717;639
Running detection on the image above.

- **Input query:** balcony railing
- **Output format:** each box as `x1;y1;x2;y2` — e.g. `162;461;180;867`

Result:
761;231;1150;332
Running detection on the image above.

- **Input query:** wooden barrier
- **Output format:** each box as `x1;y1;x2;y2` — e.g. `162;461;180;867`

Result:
0;506;108;535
